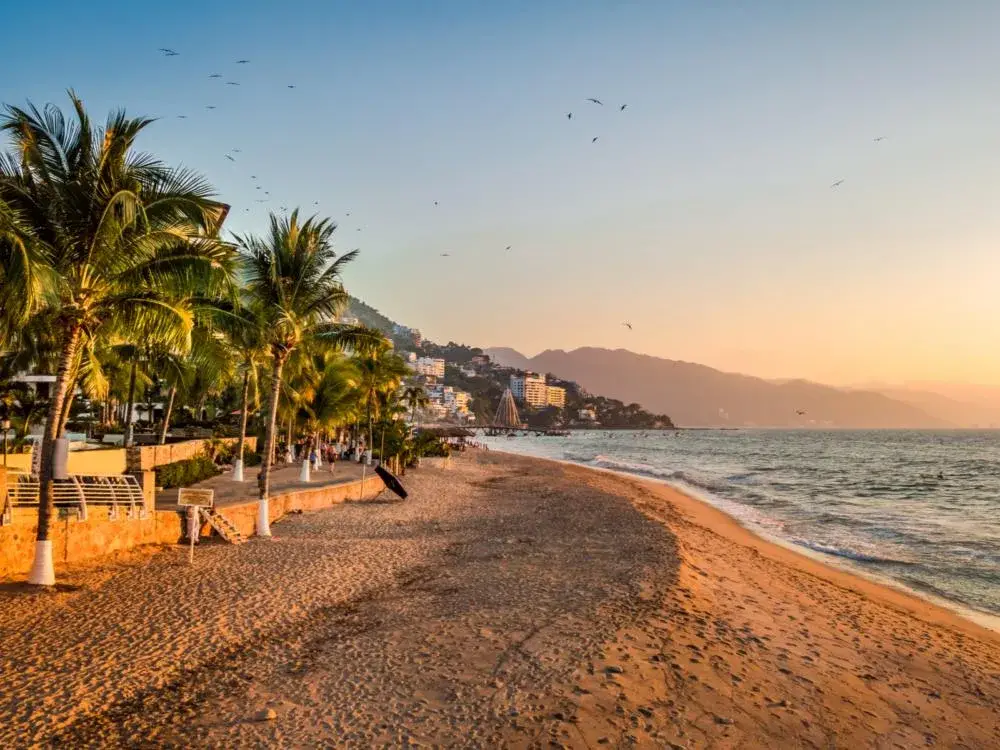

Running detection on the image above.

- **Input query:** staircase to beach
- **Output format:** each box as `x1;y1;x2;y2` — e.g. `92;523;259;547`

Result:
200;508;248;545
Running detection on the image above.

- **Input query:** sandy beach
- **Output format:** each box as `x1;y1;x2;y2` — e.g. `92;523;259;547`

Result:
1;451;999;748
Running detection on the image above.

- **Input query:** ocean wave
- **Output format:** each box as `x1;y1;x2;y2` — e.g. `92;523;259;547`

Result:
792;539;916;566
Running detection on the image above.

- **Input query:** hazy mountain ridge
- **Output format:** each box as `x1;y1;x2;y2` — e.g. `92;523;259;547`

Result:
487;346;954;428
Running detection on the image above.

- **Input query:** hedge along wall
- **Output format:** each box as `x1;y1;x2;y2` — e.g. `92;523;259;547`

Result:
127;437;257;472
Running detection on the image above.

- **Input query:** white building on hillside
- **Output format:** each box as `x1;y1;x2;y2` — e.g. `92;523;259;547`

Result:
510;373;548;408
413;357;445;378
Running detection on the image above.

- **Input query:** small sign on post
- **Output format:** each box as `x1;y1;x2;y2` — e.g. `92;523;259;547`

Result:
178;488;215;564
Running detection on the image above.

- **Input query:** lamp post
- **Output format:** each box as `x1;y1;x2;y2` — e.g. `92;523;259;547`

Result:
1;418;9;467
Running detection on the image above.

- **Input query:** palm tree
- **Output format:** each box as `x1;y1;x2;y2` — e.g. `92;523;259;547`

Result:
401;384;430;425
0;93;234;584
219;300;269;478
296;351;360;462
235;211;378;535
353;344;411;458
0;198;46;349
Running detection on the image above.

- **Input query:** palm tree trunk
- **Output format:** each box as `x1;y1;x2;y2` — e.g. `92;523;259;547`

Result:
237;369;250;464
159;386;176;444
30;323;83;585
257;352;287;529
56;355;81;436
124;357;138;447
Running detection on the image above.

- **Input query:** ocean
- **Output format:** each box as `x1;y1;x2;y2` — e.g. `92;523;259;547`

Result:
482;429;1000;626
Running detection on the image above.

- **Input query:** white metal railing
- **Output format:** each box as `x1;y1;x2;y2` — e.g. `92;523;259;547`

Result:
5;473;146;522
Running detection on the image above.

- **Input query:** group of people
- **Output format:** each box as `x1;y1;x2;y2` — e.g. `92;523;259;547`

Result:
278;440;373;469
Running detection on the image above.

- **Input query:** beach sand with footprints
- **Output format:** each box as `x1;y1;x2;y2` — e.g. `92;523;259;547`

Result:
1;451;999;748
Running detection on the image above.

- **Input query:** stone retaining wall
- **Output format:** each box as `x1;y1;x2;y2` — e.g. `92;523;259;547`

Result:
198;475;386;539
0;507;183;580
0;471;384;581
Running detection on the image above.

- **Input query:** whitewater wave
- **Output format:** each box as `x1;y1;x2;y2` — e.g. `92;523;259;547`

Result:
792;539;916;566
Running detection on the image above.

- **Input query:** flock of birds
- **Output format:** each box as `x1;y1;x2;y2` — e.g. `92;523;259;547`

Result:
158;48;306;215
567;98;629;144
157;47;885;340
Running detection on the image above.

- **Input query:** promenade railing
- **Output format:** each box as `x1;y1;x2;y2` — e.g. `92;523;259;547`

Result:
3;472;146;524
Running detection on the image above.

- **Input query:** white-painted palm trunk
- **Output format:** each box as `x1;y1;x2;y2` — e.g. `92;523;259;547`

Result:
256;499;272;537
27;541;55;585
299;459;311;482
314;445;322;468
232;459;244;482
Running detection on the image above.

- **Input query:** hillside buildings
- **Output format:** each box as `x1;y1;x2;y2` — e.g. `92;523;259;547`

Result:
509;373;565;409
412;357;445;379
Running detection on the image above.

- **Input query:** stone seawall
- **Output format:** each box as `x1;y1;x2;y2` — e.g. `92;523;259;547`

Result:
0;472;383;581
198;475;386;540
0;507;184;580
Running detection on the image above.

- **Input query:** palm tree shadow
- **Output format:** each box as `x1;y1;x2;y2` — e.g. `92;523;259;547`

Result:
0;581;84;595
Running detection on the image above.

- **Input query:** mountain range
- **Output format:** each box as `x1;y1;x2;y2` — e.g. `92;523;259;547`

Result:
344;297;999;428
486;347;1000;428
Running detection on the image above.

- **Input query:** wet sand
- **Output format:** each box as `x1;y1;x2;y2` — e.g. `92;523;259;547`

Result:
1;452;998;748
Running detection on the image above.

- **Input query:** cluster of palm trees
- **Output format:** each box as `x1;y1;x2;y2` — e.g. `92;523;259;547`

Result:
0;92;423;584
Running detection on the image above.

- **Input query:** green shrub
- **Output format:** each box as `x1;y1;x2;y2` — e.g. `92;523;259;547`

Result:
156;453;221;489
413;432;450;458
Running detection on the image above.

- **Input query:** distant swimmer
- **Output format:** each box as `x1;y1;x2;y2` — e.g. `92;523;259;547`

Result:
937;471;944;480
830;179;845;188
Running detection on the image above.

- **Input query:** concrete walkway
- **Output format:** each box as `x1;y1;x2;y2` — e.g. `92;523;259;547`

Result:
156;460;375;510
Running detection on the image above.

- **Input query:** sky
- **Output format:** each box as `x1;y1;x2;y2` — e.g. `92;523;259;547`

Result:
4;1;1000;386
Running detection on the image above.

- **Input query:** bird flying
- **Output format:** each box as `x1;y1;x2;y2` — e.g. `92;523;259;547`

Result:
440;253;450;257
873;136;886;142
250;175;257;179
226;81;240;86
159;48;179;56
567;112;572;120
586;98;603;105
287;85;296;89
232;148;241;153
205;105;216;110
795;410;807;415
225;155;235;162
434;201;439;206
235;59;250;64
313;201;319;205
622;322;632;330
505;246;511;251
620;104;627;111
176;115;187;119
830;179;844;188
208;73;222;78
592;136;599;143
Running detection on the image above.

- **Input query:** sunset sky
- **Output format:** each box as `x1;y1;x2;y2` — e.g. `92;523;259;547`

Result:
5;1;1000;385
